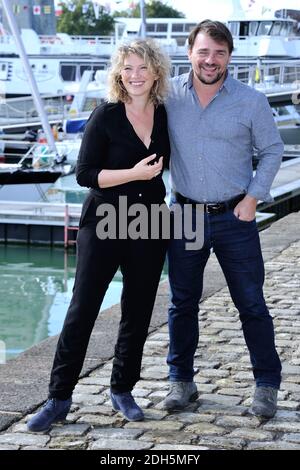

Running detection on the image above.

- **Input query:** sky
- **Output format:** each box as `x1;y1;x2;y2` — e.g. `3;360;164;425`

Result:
168;0;300;19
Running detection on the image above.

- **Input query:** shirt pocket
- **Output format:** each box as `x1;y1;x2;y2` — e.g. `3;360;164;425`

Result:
210;115;250;141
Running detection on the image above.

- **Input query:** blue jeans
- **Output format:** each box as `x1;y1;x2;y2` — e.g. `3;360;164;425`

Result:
167;205;281;389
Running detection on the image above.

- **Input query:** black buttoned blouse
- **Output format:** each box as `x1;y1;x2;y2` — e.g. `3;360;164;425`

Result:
76;101;170;204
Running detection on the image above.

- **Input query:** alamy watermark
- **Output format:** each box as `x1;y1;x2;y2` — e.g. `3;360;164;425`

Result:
95;196;204;250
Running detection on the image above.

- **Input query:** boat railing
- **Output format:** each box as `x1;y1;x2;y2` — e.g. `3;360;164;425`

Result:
229;61;300;87
0;93;73;124
39;34;116;46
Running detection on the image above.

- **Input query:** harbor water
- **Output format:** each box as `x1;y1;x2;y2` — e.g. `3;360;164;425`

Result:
0;244;125;361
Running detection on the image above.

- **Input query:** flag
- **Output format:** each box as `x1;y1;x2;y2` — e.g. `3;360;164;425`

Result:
44;5;52;15
33;5;41;15
82;3;90;14
93;2;100;20
55;2;64;16
13;4;21;14
68;3;76;12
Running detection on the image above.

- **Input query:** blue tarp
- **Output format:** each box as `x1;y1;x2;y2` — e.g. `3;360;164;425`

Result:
65;118;88;134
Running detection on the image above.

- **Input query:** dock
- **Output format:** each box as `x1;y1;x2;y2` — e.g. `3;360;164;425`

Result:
0;209;299;451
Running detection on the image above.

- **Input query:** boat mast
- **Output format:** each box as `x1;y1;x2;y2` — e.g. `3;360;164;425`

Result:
1;0;58;154
140;0;147;38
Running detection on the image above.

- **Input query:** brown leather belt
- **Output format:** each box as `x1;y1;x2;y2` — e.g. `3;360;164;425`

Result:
174;192;245;214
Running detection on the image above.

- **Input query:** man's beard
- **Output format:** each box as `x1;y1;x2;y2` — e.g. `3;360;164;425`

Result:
195;67;226;85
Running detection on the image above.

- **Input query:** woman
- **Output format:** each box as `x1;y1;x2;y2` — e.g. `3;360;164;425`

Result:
27;39;170;431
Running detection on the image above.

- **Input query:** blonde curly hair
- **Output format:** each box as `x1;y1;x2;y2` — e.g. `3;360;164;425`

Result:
107;39;171;105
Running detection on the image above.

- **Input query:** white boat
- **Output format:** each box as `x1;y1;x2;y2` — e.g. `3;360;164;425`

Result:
0;5;300;97
0;140;78;202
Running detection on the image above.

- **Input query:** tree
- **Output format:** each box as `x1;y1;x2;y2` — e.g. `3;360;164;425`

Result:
57;1;115;35
114;1;185;18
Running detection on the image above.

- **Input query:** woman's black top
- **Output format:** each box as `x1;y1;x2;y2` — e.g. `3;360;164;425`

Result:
76;101;170;205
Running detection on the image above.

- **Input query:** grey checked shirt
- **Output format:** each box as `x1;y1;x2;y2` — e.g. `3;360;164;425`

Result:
165;71;284;203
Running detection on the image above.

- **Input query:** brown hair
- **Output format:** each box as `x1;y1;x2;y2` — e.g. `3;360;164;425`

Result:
107;39;171;105
188;19;234;54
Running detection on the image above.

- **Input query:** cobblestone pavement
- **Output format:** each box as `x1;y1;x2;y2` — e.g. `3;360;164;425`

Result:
1;239;300;451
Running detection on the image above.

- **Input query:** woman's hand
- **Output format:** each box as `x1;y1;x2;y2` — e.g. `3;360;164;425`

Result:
132;154;163;181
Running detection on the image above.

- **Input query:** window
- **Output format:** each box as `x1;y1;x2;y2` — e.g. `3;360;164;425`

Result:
156;24;168;32
184;23;196;32
257;22;272;35
249;22;259;36
240;22;250;36
172;24;184;32
227;22;239;36
270;21;282;36
79;65;92;77
60;64;76;81
173;36;187;46
178;65;190;75
146;24;155;32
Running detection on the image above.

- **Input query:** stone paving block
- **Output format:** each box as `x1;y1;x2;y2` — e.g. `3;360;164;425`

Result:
72;394;105;405
281;382;300;393
152;444;209;450
131;388;151;398
197;436;246;450
83;375;110;386
139;430;197;445
277;401;300;410
215;379;249;388
89;428;143;440
228;428;274;441
148;390;168;399
198;369;230;379
185;423;227;436
148;333;170;342
0;433;49;447
89;439;153;450
75;405;115;416
137;380;169;390
76;377;106;387
74;385;102;395
141;367;169;380
195;384;218;394
165;412;215;424
199;403;248;416
48;438;87;450
49;423;90;437
77;415;122;426
0;445;20;450
141;356;167;366
143;409;169;421
281;433;300;444
216;388;251;397
262;421;300;433
215;415;261;428
247;441;300;450
124;420;183;431
199;394;242;406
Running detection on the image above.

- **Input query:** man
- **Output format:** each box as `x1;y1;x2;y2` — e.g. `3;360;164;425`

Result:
162;20;283;418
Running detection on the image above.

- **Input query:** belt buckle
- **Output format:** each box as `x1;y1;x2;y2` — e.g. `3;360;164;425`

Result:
206;203;224;215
